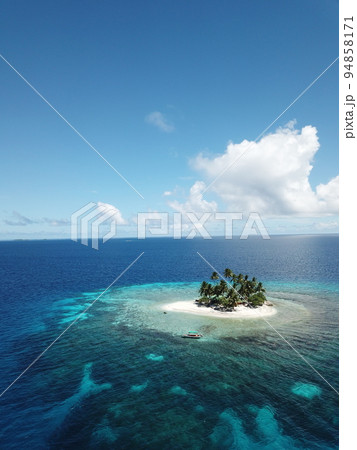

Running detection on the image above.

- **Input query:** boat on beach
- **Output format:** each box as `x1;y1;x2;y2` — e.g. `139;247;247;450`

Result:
182;331;202;339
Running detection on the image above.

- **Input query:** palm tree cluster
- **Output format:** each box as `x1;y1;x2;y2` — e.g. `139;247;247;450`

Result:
198;269;266;309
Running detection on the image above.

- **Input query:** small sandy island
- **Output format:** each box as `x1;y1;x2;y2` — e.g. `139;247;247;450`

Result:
162;300;277;318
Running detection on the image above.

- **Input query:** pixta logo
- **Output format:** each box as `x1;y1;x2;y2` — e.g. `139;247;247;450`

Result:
71;202;123;250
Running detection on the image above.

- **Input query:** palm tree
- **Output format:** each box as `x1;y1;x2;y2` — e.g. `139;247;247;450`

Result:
199;281;208;297
224;268;233;279
256;282;265;293
206;284;214;300
227;288;238;306
213;284;221;298
238;281;246;299
198;269;266;310
218;279;228;295
233;273;244;286
247;281;256;297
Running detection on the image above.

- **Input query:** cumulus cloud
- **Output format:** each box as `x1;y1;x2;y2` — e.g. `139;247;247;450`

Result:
145;111;174;132
168;181;217;214
188;124;338;217
96;202;127;224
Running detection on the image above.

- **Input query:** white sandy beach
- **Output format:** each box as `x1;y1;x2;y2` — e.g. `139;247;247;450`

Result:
161;300;277;318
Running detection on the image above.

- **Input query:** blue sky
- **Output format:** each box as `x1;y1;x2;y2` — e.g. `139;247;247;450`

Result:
0;0;339;239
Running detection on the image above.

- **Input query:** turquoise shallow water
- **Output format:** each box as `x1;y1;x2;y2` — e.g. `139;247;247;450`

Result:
0;237;338;448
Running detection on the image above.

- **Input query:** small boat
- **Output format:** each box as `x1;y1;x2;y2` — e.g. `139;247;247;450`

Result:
182;331;202;339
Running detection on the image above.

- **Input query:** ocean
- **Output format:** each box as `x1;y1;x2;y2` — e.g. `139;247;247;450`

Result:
0;235;338;449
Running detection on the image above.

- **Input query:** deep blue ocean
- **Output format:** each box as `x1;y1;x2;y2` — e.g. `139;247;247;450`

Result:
0;236;338;449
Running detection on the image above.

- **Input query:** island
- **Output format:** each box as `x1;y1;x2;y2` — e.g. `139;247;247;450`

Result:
198;269;269;309
162;269;276;318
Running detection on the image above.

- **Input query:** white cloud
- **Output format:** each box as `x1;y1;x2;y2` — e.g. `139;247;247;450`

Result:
284;119;297;130
3;203;127;228
168;181;217;214
189;124;338;217
315;177;339;212
96;202;127;224
4;211;37;226
145;111;174;132
163;191;172;196
4;211;70;227
314;220;339;231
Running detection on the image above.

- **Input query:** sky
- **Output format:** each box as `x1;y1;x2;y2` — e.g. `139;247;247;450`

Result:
0;0;339;239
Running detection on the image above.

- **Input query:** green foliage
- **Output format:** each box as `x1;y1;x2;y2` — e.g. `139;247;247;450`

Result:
224;268;233;279
198;269;267;310
248;292;266;307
